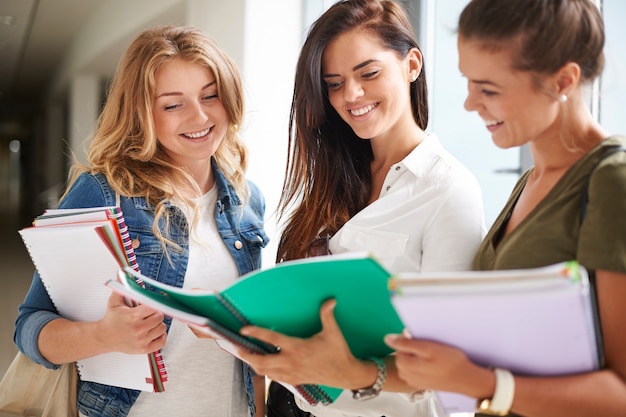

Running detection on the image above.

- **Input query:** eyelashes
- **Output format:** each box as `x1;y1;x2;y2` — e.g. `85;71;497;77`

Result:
160;93;219;111
325;70;381;91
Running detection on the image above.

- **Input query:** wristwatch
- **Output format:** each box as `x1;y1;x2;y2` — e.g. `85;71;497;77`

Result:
476;368;515;415
352;357;387;401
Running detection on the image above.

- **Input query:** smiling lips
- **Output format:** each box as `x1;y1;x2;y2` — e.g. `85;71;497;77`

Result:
349;102;378;116
181;127;211;139
484;119;503;131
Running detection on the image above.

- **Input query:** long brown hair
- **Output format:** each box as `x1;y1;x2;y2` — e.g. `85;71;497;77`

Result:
277;0;429;261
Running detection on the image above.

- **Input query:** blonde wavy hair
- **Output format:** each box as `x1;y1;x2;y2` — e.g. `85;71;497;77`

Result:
63;25;249;249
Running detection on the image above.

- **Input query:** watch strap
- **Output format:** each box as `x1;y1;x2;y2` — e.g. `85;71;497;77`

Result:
477;368;515;415
351;357;387;401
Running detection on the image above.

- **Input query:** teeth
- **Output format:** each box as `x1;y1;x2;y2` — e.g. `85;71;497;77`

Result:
350;103;376;116
485;120;502;126
183;128;210;138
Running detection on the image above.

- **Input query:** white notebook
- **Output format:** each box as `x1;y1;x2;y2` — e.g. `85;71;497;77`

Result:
390;261;602;414
19;213;159;392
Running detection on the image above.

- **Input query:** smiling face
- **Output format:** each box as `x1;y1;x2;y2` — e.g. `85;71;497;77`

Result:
458;36;561;149
152;57;228;179
322;28;419;141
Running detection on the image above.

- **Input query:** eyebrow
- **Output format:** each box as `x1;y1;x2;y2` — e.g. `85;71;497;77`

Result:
322;59;380;79
470;79;500;88
155;81;217;99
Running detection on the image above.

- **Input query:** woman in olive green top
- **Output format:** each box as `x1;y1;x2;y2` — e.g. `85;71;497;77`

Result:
385;1;626;416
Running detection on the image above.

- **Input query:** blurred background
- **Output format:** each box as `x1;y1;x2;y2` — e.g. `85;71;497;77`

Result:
0;0;310;382
1;0;624;400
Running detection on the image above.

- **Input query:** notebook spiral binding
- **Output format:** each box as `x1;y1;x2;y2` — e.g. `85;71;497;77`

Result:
112;206;168;387
110;208;140;272
216;292;334;405
297;383;334;405
215;293;251;326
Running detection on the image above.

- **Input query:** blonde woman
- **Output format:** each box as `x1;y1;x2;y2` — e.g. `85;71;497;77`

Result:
14;26;268;417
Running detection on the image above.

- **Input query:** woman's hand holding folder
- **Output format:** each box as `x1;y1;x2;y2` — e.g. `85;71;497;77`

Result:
97;291;167;355
236;300;371;389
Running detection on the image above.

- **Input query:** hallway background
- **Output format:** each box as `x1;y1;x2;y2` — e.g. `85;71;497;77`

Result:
1;2;624;411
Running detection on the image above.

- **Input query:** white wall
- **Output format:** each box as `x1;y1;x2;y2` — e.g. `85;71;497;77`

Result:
600;0;626;134
241;1;303;267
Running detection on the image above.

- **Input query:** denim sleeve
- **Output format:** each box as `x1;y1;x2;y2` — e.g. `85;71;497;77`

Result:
14;273;63;369
14;172;108;368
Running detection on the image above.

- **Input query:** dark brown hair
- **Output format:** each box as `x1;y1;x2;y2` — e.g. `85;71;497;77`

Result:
277;0;428;261
458;0;605;83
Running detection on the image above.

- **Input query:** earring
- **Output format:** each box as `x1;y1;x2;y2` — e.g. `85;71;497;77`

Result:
411;74;417;82
559;94;568;103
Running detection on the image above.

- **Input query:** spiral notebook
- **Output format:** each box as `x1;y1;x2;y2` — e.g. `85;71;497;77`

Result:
389;261;603;413
19;206;167;392
106;252;405;405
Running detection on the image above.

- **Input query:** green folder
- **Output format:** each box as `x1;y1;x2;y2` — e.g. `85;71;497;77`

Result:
107;252;404;405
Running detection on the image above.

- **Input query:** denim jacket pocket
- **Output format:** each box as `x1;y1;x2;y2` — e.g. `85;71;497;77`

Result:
234;227;269;270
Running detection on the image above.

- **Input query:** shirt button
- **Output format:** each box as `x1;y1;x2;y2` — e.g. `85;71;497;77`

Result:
234;240;243;250
395;166;401;171
386;186;391;191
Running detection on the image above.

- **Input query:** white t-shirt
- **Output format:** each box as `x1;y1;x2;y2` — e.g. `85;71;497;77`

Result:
295;133;486;417
126;187;248;417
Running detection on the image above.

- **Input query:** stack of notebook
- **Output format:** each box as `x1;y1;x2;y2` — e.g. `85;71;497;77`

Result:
19;206;167;392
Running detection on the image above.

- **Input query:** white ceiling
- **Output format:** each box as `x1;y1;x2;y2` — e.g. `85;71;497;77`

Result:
0;0;187;106
0;0;106;102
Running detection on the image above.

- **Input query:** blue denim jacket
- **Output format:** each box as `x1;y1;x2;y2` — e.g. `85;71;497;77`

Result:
14;159;269;417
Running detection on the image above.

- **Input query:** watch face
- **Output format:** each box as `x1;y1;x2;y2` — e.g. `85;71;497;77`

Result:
352;388;379;401
477;399;508;416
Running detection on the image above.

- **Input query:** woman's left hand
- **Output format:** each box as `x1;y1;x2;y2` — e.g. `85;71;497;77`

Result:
385;332;494;396
236;299;367;388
